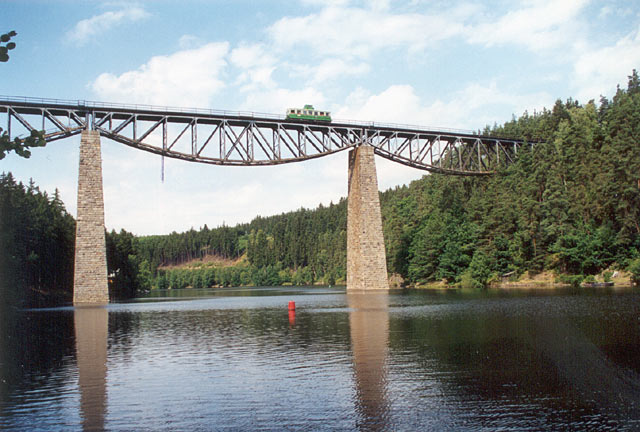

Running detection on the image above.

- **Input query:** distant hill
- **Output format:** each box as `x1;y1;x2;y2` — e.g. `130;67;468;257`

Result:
3;71;639;305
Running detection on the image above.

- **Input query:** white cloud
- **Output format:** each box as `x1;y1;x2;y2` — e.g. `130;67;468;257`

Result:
100;142;350;235
79;0;606;235
300;0;350;7
467;0;590;52
336;82;552;130
238;86;325;114
269;0;590;61
336;84;469;128
336;85;424;124
66;6;150;45
369;0;391;12
230;44;277;69
268;5;471;59
291;58;370;84
331;80;553;191
573;26;640;101
230;44;278;90
90;42;229;107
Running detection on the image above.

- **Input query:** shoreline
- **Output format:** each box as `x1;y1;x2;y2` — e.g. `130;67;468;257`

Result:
409;270;635;290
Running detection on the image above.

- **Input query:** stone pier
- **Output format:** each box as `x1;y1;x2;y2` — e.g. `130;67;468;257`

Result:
347;145;389;290
73;130;109;305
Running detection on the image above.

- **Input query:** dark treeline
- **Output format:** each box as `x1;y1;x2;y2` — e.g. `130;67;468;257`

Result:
136;224;243;269
135;201;348;287
2;72;640;306
0;173;75;306
134;202;346;273
383;72;640;286
148;72;640;288
0;175;150;306
429;73;638;284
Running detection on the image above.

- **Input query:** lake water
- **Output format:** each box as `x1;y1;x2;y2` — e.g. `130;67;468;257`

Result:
2;286;640;431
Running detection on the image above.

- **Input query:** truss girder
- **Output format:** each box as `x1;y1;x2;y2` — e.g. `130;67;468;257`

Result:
0;98;529;175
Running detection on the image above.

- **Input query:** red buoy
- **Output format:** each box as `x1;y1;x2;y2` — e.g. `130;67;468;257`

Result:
288;301;296;311
288;309;296;326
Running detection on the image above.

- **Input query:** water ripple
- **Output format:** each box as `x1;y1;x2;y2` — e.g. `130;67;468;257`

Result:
2;288;640;430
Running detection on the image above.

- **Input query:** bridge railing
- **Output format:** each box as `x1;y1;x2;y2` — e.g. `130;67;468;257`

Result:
1;95;481;136
0;94;282;121
0;95;532;175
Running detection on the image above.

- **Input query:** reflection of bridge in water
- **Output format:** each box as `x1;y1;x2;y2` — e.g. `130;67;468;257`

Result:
348;293;390;429
1;97;531;303
18;290;640;428
72;293;391;429
74;307;108;431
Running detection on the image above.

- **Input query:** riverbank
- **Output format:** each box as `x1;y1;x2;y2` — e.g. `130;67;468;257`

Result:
410;270;635;290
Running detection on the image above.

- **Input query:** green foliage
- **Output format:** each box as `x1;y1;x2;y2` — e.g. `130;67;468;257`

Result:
0;31;47;159
603;271;613;283
406;211;446;282
459;270;483;290
0;129;47;160
0;173;75;306
136;223;245;271
105;229;160;298
549;224;616;275
629;259;640;285
0;30;17;62
469;250;492;287
133;72;640;290
554;274;585;286
4;71;640;302
135;199;347;286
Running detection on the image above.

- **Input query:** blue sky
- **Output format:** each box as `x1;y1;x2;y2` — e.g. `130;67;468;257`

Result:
2;0;639;235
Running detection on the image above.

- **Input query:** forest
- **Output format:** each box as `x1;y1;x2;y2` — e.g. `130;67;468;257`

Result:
1;71;639;306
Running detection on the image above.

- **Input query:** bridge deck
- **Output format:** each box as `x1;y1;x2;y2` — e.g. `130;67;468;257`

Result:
0;96;530;175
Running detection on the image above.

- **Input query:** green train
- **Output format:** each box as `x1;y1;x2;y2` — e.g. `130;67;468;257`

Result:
286;104;331;122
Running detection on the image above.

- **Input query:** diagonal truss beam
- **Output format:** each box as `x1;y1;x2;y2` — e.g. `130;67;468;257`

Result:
0;96;532;175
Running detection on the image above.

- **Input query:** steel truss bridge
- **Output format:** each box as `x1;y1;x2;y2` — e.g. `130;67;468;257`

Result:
0;96;531;175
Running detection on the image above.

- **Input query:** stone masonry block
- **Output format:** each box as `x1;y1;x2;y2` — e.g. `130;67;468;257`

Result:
74;130;109;304
347;145;389;291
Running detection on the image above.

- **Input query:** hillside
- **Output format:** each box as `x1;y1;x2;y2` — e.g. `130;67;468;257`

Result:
131;71;640;290
2;71;640;305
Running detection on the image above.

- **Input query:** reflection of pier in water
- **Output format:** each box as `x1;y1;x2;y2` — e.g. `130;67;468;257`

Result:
348;293;390;430
74;307;108;431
